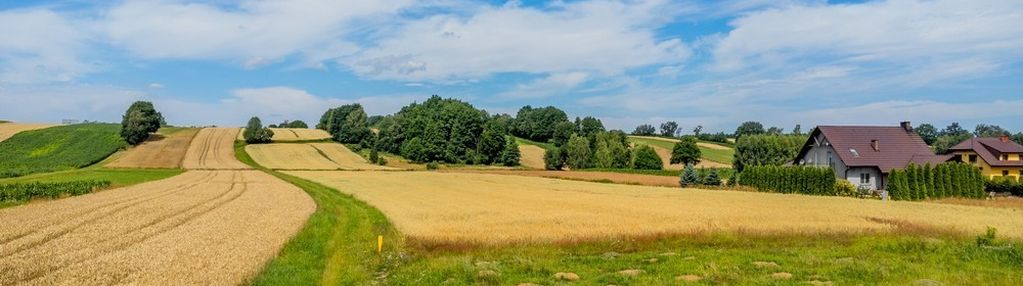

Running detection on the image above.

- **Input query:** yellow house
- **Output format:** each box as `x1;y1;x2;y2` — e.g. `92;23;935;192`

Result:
947;135;1023;179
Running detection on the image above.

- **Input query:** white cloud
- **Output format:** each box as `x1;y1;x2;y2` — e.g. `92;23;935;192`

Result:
0;9;92;84
347;0;691;82
496;72;589;99
100;0;413;68
148;83;164;89
712;0;1023;82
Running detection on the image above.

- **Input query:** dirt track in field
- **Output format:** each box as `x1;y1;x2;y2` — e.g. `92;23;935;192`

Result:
182;128;250;170
246;143;393;170
0;123;55;142
0;170;315;285
518;145;546;169
107;128;199;168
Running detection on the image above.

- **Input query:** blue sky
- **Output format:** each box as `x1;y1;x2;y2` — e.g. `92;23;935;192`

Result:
1;0;1022;133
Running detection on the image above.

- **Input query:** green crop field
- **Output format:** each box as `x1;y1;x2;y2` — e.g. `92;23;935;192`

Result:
628;136;735;164
0;123;126;178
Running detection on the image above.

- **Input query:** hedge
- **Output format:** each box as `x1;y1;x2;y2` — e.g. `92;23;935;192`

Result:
985;176;1023;196
0;180;111;202
738;165;837;195
886;162;985;201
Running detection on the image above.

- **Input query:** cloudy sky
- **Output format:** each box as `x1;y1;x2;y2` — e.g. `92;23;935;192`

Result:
1;0;1021;132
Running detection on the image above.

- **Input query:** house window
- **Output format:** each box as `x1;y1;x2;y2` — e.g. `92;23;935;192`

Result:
969;155;977;163
860;173;871;184
1002;155;1009;161
1004;170;1010;176
828;151;833;167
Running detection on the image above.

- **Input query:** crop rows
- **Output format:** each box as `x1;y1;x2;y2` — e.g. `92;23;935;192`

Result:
0;180;111;202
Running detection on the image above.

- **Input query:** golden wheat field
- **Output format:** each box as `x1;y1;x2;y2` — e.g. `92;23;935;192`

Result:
106;128;199;168
182;128;251;170
0;123;55;142
449;169;680;187
246;143;394;170
517;145;546;169
288;171;1023;247
0;170;315;285
237;128;331;141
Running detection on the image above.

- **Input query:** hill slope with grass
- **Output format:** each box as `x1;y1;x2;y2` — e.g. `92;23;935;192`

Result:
628;136;734;165
0;123;125;178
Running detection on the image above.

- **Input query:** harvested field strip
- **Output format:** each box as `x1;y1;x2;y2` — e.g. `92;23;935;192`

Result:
0;123;55;142
182;128;251;169
106;128;199;168
518;145;546;169
246;144;340;170
0;170;315;285
288;171;1023;247
308;143;393;170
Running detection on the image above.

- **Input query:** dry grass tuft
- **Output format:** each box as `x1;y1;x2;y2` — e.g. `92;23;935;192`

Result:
288;171;1023;249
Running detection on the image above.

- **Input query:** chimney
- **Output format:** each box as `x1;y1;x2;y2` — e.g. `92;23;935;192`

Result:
1001;135;1010;142
871;140;880;151
900;121;912;132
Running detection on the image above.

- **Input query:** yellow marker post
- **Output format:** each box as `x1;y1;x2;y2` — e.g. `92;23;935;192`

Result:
377;235;383;256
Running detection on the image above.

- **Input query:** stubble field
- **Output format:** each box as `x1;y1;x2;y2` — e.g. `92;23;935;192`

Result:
517;145;546;169
0;170;315;285
288;171;1023;248
246;143;394;170
182;128;251;169
106;128;199;168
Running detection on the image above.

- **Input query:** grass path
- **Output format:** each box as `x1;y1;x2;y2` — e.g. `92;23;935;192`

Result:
237;142;401;286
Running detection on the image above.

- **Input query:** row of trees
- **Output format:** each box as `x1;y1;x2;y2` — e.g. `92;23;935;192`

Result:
737;165;838;195
544;131;661;170
268;120;308;128
913;122;1023;152
120;101;165;145
886;163;986;201
732;134;806;172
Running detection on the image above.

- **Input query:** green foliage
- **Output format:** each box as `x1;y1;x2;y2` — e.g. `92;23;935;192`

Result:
120;101;164;145
577;116;605;138
543;147;565;170
732;134;805;172
679;164;699;187
591;137;613;168
976;227;998;247
318;104;372;144
631;124;656;136
834;180;857;197
272;120;309;128
631;145;663;170
737;165;836;195
564;134;591;169
243;117;274;144
985;176;1023;196
378;96;492;164
498;136;520;166
369;145;380;165
550;121;577;147
915;123;938;145
702;168;722;186
734;121;765;137
974;124;1010;137
726;169;738;186
887;163;985;201
512;105;569;143
696;131;731;144
0;124;125;178
426;161;440;170
0;180;110;202
670;136;701;166
659;121;678;137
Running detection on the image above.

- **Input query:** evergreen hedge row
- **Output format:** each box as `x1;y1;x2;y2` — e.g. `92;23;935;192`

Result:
738;165;837;195
0;180;111;202
885;163;985;201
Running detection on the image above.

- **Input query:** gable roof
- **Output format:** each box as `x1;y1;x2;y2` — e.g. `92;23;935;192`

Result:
795;125;949;173
947;137;1023;167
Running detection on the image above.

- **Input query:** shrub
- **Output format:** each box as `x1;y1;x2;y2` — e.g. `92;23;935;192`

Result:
120;101;164;145
670;136;701;166
369;145;380;165
543;148;565;170
679;164;699;187
243;117;274;144
703;168;722;186
737;165;836;195
631;145;663;170
564;134;591;169
986;176;1023;196
426;161;439;170
834;180;857;197
499;136;521;166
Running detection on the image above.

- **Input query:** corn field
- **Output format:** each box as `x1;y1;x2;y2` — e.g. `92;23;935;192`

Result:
0;180;111;202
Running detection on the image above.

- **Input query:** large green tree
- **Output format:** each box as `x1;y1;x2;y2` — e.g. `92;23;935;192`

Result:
512;105;569;142
733;134;805;172
243;116;274;144
671;136;702;166
632;145;663;170
915;123;938;145
660;121;679;137
377;96;489;164
734;121;765;137
498;136;521;166
120;101;164;145
564;134;591;169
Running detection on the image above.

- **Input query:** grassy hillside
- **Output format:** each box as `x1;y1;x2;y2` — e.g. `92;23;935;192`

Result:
514;136;554;150
0;123;125;177
628;136;734;164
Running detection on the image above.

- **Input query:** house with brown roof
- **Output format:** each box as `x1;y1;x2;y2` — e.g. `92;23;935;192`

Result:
946;135;1023;179
793;122;951;191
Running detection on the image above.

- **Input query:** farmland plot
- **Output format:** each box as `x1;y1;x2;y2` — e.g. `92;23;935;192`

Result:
0;170;315;285
0;123;55;142
517;145;546;169
247;143;393;170
288;171;1023;247
107;128;199;168
182;128;250;169
238;128;331;141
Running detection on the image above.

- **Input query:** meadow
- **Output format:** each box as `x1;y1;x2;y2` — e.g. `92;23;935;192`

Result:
0;124;125;178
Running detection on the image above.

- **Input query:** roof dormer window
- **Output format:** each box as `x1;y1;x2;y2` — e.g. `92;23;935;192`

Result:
850;149;860;158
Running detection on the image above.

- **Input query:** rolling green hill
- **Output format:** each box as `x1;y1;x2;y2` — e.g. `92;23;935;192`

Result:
0;123;126;178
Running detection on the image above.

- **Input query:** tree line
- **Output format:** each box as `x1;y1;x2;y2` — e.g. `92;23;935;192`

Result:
912;122;1023;153
886;163;986;201
737;165;838;196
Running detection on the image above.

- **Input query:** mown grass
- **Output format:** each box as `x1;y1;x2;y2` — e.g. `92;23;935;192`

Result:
628;136;734;164
237;141;402;286
0;123;126;177
386;232;1023;285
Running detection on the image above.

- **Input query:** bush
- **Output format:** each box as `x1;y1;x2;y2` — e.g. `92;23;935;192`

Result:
120;101;164;145
499;136;521;166
738;165;836;195
631;145;663;170
243;117;274;144
986;176;1023;196
834;180;857;197
369;146;380;165
543;148;565;170
888;162;986;201
426;161;439;170
564;134;591;169
679;164;699;187
0;124;125;178
0;180;111;202
670;136;701;166
732;134;805;172
702;168;722;186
